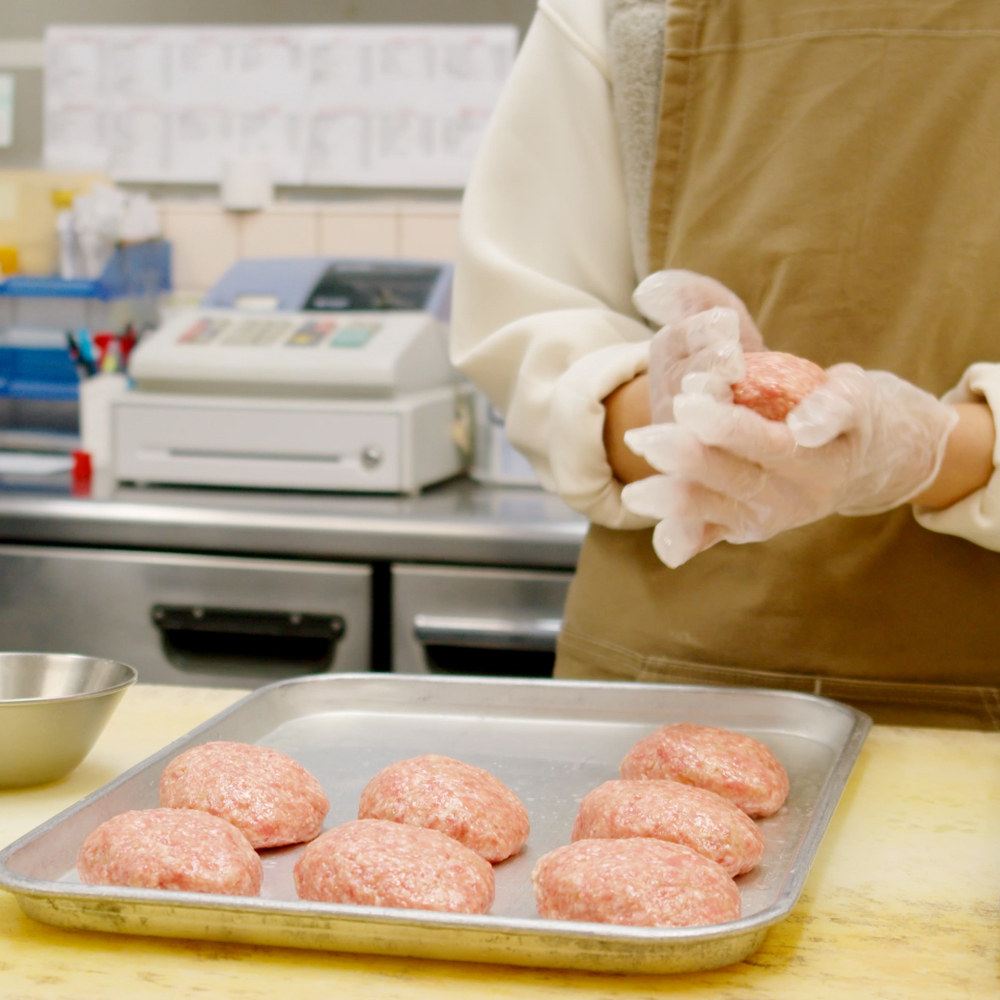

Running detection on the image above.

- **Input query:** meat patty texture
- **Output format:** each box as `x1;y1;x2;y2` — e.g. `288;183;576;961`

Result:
572;779;764;876
293;819;495;913
159;741;329;849
731;351;826;421
532;838;740;927
358;754;529;862
77;808;262;896
620;722;789;818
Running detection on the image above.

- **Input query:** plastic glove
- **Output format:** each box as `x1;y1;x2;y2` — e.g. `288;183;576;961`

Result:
633;270;765;423
621;363;959;569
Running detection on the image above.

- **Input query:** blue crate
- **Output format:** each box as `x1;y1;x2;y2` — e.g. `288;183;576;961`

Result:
0;240;171;301
0;331;79;402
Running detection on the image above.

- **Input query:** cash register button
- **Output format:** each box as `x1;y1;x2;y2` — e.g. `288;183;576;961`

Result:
331;324;379;348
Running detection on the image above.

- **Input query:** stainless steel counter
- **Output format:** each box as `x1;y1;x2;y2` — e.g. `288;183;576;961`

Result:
0;473;586;569
0;471;586;683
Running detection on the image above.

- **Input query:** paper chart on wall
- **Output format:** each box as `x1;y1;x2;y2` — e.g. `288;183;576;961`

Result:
44;24;518;189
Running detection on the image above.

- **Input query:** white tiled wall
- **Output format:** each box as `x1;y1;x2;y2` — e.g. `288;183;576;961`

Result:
240;203;321;258
159;203;241;295
158;198;461;296
319;202;397;258
398;201;463;261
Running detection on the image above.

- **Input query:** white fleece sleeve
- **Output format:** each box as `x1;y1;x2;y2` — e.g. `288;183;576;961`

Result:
451;0;655;529
914;363;1000;548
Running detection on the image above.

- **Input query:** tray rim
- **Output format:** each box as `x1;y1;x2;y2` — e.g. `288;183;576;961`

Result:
0;673;872;962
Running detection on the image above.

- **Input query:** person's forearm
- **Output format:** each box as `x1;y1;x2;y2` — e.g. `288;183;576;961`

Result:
603;374;656;484
605;380;996;506
911;402;996;509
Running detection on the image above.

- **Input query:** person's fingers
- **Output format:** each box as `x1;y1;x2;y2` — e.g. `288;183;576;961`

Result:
680;370;734;402
648;308;744;422
787;363;867;447
673;392;796;464
682;307;740;354
662;343;742;399
678;446;769;501
651;516;717;569
699;521;730;551
625;476;716;569
680;483;763;539
650;520;698;569
633;269;735;326
625;423;768;500
623;475;714;568
620;472;684;520
632;270;765;351
655;307;743;385
624;472;773;568
632;271;766;353
649;306;741;373
624;422;695;470
644;478;762;567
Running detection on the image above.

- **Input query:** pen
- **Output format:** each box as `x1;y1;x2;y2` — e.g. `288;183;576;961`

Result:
77;329;95;373
66;331;96;378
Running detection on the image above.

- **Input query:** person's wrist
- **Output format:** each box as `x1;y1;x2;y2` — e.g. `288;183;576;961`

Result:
603;374;657;484
911;402;995;509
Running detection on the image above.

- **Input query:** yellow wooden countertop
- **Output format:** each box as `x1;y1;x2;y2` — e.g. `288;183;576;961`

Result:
0;684;997;999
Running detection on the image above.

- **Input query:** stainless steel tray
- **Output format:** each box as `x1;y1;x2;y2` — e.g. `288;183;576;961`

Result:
0;674;870;974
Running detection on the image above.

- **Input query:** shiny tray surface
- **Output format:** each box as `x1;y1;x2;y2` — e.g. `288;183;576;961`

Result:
0;674;870;973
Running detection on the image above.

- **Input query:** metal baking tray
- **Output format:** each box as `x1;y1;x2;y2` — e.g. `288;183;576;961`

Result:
0;674;870;974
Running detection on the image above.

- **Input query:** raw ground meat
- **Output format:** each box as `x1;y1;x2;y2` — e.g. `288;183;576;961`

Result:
620;722;789;818
731;351;827;421
357;754;530;862
159;741;329;849
572;779;764;876
532;838;740;927
293;818;495;913
77;808;262;896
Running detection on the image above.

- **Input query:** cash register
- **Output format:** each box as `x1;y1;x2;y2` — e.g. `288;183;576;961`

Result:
114;258;467;494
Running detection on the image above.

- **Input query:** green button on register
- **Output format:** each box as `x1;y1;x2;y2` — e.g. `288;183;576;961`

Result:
330;323;379;348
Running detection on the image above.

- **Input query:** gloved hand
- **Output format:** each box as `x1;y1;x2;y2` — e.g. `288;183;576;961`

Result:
621;361;959;569
633;270;765;423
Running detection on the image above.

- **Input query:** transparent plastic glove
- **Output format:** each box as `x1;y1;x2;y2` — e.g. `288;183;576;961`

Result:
621;363;959;568
644;305;752;423
633;270;765;423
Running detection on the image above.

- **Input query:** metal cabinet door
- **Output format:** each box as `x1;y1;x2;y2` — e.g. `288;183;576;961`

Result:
391;564;572;677
0;544;371;687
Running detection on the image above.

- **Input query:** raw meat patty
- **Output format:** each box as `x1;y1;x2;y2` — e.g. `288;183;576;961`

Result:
159;741;329;849
620;722;789;818
358;754;529;862
294;819;495;913
731;351;826;421
532;838;740;927
572;779;764;876
77;808;262;896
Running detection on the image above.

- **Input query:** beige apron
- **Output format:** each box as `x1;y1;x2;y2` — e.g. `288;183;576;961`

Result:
557;0;1000;729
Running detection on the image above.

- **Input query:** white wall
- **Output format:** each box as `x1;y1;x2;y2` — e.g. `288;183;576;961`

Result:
160;198;461;295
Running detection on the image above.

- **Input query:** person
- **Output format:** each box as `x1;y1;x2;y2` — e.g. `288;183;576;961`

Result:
451;0;1000;729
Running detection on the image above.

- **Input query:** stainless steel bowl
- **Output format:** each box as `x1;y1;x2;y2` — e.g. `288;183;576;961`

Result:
0;653;137;788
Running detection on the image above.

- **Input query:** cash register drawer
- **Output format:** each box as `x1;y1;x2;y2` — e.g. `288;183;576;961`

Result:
391;564;572;677
0;544;371;687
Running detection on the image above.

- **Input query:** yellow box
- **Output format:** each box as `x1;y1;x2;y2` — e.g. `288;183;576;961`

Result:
0;170;109;275
0;245;18;275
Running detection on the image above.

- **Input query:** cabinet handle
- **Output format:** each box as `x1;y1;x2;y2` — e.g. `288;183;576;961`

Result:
412;614;561;652
151;605;346;675
151;605;345;640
